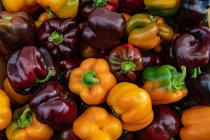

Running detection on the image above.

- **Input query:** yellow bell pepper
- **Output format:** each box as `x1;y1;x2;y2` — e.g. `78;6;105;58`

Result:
2;0;38;13
36;0;79;19
0;89;12;131
73;106;122;140
6;105;53;140
3;78;32;105
107;82;154;131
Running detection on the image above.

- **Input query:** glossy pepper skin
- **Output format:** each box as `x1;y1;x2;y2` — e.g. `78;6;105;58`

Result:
35;10;55;29
0;89;12;131
3;78;32;105
82;8;125;51
108;44;144;82
172;26;210;72
6;105;54;140
136;106;180;140
38;18;81;59
142;65;188;105
30;81;78;130
59;128;80;140
107;82;154;131
126;13;174;50
7;46;58;94
142;51;163;67
0;12;36;57
0;54;6;88
36;0;79;19
144;0;180;17
79;0;118;19
118;0;144;15
69;58;117;105
73;106;122;140
2;0;38;13
180;106;210;140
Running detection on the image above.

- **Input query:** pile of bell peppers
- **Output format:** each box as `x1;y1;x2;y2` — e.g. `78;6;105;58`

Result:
0;0;209;139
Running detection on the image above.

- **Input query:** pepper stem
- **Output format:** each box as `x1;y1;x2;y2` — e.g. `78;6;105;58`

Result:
121;61;136;73
47;9;55;18
170;137;176;140
0;16;13;22
48;31;64;45
172;66;186;90
190;67;202;79
93;0;108;7
81;70;99;87
17;108;33;128
35;69;55;84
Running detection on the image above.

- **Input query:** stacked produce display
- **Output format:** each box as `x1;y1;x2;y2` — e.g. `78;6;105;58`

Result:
0;0;209;139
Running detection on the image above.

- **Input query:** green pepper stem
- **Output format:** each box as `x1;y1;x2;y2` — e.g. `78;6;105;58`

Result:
0;16;13;22
48;31;64;45
35;69;55;84
17;108;33;128
121;61;136;73
47;9;55;18
190;67;202;79
81;70;99;87
172;66;186;90
93;0;108;7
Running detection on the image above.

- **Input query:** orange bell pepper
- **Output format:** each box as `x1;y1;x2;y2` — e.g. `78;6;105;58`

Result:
73;106;122;140
0;89;12;131
180;106;210;140
69;58;117;105
2;0;38;13
107;82;154;131
3;78;32;105
36;0;79;19
6;105;53;140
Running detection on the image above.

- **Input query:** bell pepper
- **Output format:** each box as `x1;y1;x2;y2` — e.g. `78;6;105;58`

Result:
29;81;78;130
2;0;38;13
69;58;116;105
79;43;98;58
142;65;188;105
107;82;154;131
118;0;144;14
35;10;55;29
136;105;180;140
0;11;36;57
144;0;180;17
172;26;210;72
142;51;163;68
126;13;174;50
0;54;6;88
108;44;144;82
0;89;12;131
82;8;125;51
79;0;118;19
59;127;80;140
38;18;81;59
180;106;210;140
3;78;32;105
36;0;79;19
73;106;122;140
7;46;58;94
6;105;53;140
58;58;82;84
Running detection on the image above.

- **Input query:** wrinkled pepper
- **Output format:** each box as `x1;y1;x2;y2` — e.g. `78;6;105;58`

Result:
180;106;210;140
36;0;79;19
107;82;154;131
0;11;36;57
0;89;12;131
142;65;188;105
108;44;144;82
3;78;32;105
126;13;174;50
38;18;81;59
6;105;53;140
30;81;78;130
35;10;55;29
2;0;38;13
172;26;210;72
79;0;118;19
144;0;180;17
69;58;117;105
0;54;6;88
73;106;122;140
7;46;58;94
82;8;125;51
